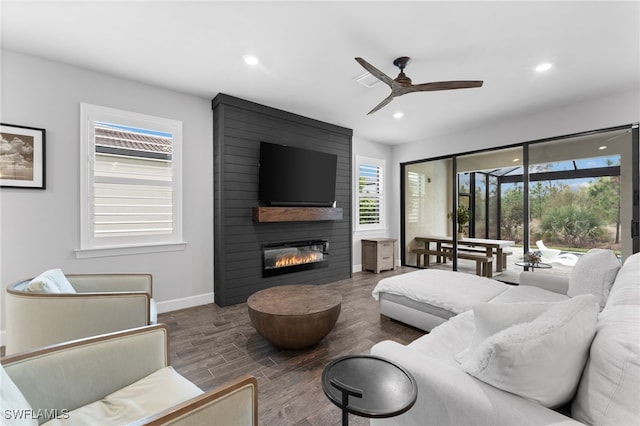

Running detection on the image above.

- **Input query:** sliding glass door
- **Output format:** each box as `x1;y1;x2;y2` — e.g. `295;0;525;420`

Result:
403;158;452;269
527;128;635;263
401;125;639;281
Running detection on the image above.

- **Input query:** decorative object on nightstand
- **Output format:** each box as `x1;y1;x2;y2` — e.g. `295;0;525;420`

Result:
362;238;397;273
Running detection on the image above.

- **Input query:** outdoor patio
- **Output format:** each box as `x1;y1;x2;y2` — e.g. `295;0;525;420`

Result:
430;246;577;285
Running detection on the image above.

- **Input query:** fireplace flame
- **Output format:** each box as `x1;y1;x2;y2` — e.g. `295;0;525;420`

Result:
275;252;323;268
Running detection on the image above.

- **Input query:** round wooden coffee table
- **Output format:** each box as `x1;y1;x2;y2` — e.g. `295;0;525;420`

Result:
247;284;342;349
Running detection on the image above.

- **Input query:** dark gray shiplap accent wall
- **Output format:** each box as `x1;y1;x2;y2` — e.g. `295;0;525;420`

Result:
212;94;353;306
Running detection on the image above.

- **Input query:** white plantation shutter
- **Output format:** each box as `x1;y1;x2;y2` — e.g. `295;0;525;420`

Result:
78;104;183;256
406;171;427;224
93;123;174;238
93;182;173;237
356;156;385;230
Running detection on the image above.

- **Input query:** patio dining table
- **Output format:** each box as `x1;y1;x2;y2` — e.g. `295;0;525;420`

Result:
415;236;515;273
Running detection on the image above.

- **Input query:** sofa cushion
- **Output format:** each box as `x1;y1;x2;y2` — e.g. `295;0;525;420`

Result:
408;310;476;368
456;302;552;363
0;363;38;426
489;284;569;304
372;269;508;316
42;366;202;426
25;269;76;294
604;252;640;309
571;305;640;425
568;249;620;308
457;294;599;408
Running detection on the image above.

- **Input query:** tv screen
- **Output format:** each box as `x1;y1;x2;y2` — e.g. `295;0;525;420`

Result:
258;142;337;207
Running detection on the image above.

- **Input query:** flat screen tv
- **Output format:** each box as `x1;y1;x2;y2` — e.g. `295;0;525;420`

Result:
258;142;337;207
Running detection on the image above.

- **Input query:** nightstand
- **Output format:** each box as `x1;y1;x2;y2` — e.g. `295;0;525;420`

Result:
361;238;397;273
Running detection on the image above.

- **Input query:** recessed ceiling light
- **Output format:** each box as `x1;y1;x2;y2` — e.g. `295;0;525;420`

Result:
243;55;259;66
535;63;553;72
393;112;404;119
598;145;607;150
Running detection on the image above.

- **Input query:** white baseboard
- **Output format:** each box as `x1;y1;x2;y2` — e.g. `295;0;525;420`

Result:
155;292;214;314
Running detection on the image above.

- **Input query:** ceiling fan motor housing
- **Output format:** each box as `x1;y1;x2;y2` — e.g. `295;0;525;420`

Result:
393;56;411;70
393;57;412;85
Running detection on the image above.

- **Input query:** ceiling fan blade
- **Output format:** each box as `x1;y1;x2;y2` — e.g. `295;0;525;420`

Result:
355;57;394;87
367;94;395;115
409;80;484;92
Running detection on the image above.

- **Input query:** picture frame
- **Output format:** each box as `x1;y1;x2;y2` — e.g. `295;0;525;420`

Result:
0;123;46;189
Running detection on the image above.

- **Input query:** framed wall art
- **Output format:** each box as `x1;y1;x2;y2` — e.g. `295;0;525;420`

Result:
0;123;46;189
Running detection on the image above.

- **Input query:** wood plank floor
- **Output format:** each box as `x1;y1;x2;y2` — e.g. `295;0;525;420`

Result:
158;267;424;426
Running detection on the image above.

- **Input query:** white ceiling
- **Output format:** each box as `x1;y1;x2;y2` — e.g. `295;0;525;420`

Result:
1;1;638;145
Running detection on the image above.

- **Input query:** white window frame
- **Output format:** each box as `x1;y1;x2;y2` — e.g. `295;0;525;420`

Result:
76;103;185;258
355;155;386;232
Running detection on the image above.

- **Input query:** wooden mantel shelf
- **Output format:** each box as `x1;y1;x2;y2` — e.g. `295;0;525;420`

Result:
252;207;343;223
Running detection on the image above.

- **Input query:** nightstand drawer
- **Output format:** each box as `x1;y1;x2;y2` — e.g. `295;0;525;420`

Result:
378;243;394;257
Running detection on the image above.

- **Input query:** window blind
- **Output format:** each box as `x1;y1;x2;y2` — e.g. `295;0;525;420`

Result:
92;123;174;239
358;163;383;225
406;171;427;224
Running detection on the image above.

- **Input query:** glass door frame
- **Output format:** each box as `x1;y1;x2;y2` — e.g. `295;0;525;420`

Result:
400;123;639;269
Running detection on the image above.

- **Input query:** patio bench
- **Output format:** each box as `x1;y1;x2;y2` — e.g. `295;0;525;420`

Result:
441;244;513;271
412;248;493;277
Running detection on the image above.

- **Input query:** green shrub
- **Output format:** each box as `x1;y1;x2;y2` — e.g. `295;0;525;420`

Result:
540;205;607;246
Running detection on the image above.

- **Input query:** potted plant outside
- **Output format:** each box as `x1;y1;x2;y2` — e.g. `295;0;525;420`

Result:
448;206;470;240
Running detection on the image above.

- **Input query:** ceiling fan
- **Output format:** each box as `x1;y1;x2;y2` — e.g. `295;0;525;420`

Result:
355;56;483;115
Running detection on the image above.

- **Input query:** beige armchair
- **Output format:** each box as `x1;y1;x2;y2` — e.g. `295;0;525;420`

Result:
5;273;156;355
1;324;258;425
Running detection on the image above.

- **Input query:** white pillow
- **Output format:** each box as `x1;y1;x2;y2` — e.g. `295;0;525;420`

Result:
568;249;621;309
455;302;552;365
25;269;76;293
457;295;599;407
0;364;38;426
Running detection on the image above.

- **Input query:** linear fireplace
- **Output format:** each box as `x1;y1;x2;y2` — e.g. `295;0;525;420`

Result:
262;239;329;277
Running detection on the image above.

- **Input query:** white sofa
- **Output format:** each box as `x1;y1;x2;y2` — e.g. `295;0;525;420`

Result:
5;272;157;355
371;251;639;425
1;324;258;425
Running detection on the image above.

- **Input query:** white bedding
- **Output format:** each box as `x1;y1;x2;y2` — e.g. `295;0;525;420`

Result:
372;269;509;315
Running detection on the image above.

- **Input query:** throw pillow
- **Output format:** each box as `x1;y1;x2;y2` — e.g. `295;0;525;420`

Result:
568;249;621;309
25;269;76;293
455;302;552;365
0;364;38;426
458;294;599;407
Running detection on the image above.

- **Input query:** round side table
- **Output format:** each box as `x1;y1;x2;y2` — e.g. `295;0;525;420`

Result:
322;355;417;426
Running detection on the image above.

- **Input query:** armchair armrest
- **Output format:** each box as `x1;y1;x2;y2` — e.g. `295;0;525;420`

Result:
1;325;170;415
67;273;153;294
519;272;570;295
131;375;258;426
370;341;581;426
